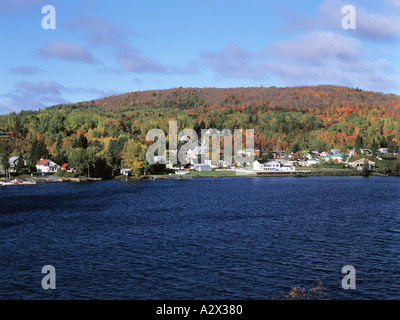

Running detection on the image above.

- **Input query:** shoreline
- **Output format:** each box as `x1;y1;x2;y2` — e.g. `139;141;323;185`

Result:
117;170;399;181
1;171;398;185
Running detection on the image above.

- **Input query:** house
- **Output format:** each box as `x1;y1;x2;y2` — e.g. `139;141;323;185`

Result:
36;159;60;173
237;149;260;157
271;151;286;159
61;163;76;173
252;159;295;172
252;159;268;171
264;160;283;171
306;158;319;166
8;156;26;172
193;164;211;171
347;158;375;170
378;148;388;154
331;149;341;154
280;163;296;172
307;152;319;159
297;160;307;167
360;149;372;155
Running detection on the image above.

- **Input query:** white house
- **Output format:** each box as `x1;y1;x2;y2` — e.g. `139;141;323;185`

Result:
252;160;268;171
264;160;283;171
307;152;319;159
36;159;60;173
306;158;320;166
347;158;375;170
193;164;211;171
252;159;295;172
280;164;296;172
378;148;388;154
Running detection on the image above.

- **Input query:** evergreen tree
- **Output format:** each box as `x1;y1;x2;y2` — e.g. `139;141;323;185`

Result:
291;143;300;154
75;134;88;149
355;134;363;151
16;152;25;173
27;137;49;170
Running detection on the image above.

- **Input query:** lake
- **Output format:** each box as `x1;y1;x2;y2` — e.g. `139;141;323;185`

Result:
0;176;399;300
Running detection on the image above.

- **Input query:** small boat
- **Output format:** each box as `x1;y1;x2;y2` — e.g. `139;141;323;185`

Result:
175;171;190;175
0;179;37;186
1;180;16;186
20;180;37;185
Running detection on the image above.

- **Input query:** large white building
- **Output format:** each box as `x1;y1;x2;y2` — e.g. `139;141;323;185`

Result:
252;159;295;172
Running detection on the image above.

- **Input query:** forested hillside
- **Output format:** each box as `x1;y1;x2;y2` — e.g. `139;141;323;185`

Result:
0;85;399;178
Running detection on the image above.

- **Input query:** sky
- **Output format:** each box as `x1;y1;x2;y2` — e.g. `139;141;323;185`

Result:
0;0;399;114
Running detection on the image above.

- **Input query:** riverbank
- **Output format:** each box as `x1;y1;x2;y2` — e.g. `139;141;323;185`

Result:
115;168;400;181
2;169;398;185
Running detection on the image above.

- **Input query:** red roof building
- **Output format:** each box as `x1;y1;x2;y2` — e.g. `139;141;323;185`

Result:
35;159;60;173
61;163;69;170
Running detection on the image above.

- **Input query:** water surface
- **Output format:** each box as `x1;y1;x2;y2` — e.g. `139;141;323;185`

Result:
0;176;399;299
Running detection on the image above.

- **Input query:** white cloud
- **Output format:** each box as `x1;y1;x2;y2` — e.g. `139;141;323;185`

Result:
201;31;397;92
38;40;96;63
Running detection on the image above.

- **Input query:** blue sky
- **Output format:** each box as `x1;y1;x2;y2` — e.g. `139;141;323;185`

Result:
0;0;399;114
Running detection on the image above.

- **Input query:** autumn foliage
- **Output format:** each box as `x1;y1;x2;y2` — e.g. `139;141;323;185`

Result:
0;85;399;177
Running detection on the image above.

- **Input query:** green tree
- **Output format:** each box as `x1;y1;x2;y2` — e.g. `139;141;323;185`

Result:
0;141;11;177
68;148;88;176
121;139;147;175
74;134;88;149
290;143;300;154
15;152;25;173
27;137;49;170
362;159;371;176
262;151;273;161
371;140;379;155
107;136;127;169
355;134;363;151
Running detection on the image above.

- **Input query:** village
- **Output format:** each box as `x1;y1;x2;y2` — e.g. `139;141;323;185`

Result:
1;125;399;184
2;144;396;185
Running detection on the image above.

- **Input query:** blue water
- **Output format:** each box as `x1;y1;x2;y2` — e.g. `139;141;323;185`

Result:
0;176;399;300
